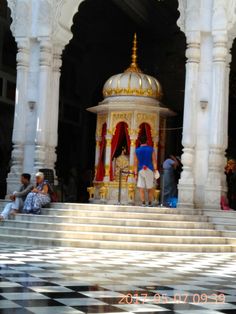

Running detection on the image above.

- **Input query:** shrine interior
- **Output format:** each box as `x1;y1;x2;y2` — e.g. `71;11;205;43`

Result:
1;0;236;201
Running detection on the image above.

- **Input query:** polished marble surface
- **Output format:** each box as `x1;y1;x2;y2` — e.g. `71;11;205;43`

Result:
0;244;235;313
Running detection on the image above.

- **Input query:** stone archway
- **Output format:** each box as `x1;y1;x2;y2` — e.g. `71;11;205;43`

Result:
5;0;187;200
5;0;85;193
56;0;187;202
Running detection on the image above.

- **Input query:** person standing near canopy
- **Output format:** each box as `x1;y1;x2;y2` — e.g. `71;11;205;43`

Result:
162;154;179;206
134;135;159;206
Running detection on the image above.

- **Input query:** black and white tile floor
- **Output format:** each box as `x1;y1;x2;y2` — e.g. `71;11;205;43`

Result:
0;244;235;313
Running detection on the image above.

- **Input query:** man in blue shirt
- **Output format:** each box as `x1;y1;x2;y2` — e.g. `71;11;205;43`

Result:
134;135;158;206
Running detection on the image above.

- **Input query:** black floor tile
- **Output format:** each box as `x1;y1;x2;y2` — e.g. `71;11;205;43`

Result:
40;292;87;299
72;305;127;313
14;298;65;307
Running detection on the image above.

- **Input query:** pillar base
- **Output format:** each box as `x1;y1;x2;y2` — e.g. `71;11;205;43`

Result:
177;182;195;208
204;185;223;210
6;172;21;195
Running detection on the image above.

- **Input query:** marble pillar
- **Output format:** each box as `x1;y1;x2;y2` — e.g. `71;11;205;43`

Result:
178;32;200;208
34;40;52;172
7;39;30;193
46;44;63;176
205;32;229;208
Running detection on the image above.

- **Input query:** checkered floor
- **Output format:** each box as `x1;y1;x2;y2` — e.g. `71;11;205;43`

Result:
0;244;235;313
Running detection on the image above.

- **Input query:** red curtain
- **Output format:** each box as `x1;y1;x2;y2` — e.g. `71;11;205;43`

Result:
136;123;153;147
96;123;107;181
145;123;153;146
124;124;131;154
110;122;130;180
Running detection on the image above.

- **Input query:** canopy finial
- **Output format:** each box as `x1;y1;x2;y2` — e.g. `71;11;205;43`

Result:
125;33;142;73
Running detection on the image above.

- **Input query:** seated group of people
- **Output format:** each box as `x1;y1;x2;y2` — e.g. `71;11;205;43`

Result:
0;172;51;221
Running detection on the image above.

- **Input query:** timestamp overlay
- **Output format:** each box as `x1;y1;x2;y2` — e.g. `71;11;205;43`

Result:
118;292;226;305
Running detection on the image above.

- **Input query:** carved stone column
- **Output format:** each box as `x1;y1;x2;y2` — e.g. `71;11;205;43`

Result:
34;39;53;172
178;32;200;208
95;137;101;176
46;44;63;174
152;135;159;162
128;136;136;183
7;39;30;193
103;135;112;182
205;32;229;208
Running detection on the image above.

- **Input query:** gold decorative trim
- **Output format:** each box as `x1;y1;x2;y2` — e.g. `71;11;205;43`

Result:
111;112;132;133
105;165;110;176
136;112;157;136
103;87;161;99
106;139;112;146
96;114;107;136
130;140;136;147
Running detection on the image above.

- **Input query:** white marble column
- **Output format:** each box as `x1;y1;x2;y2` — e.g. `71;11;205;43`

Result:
7;39;30;193
34;39;53;172
178;32;200;208
205;31;229;208
46;44;63;174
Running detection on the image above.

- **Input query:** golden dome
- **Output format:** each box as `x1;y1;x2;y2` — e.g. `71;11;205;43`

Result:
103;34;162;100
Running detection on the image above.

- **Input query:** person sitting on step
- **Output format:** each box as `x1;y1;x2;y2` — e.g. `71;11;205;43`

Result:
0;173;33;221
23;172;51;214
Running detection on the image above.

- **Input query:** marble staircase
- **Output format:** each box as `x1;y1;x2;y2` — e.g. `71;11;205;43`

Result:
0;201;236;252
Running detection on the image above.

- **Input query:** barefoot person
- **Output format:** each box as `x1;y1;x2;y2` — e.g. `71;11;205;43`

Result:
134;135;158;206
0;173;33;221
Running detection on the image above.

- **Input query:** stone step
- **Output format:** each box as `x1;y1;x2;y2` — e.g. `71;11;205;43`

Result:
13;214;215;229
222;230;236;238
214;224;236;231
49;203;203;215
203;209;236;217
1;200;236;252
41;208;208;222
0;234;233;252
0;226;227;244
3;220;222;236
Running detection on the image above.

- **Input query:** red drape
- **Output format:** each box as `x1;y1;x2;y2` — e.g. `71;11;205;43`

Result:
124;123;131;154
136;123;153;147
96;123;107;181
110;122;130;180
145;123;153;146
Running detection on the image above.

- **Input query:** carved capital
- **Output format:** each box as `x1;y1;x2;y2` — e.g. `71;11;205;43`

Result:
185;33;201;64
212;32;228;63
16;39;30;68
52;45;63;72
39;40;52;67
